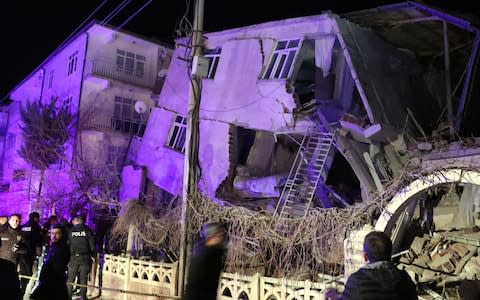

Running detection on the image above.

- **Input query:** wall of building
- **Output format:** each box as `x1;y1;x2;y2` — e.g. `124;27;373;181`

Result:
159;15;334;132
137;107;184;195
1;23;172;218
137;15;335;198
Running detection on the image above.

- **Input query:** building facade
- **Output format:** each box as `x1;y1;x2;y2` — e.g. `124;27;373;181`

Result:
0;22;172;218
123;2;480;221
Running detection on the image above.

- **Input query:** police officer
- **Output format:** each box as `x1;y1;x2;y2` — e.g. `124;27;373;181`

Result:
0;214;23;264
67;215;95;300
19;211;43;297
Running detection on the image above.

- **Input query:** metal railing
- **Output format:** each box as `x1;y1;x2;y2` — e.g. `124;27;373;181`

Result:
85;57;156;89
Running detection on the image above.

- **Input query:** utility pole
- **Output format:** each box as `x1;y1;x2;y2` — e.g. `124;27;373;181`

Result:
178;0;204;297
443;21;455;140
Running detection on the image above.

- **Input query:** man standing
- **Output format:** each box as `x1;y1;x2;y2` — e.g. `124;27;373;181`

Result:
67;215;96;300
327;231;417;300
30;224;70;300
19;212;43;297
0;214;22;264
184;222;228;300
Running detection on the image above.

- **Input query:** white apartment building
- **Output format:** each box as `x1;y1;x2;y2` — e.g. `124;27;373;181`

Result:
0;21;172;218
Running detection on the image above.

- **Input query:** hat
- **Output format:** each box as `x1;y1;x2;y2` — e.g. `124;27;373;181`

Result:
201;222;226;238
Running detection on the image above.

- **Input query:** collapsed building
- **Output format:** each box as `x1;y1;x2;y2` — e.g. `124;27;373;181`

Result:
120;1;480;296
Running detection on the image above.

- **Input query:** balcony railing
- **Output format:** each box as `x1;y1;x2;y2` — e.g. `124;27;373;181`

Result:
82;117;146;137
85;57;156;89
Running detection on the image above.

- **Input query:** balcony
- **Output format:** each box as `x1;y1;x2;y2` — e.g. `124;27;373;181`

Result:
84;57;156;89
83;117;146;137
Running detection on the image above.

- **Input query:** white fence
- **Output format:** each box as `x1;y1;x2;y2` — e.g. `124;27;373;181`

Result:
100;254;177;300
98;254;343;300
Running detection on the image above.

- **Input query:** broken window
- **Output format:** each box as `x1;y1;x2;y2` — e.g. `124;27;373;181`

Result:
166;114;187;153
263;39;301;79
236;127;256;165
204;48;221;79
324;151;361;206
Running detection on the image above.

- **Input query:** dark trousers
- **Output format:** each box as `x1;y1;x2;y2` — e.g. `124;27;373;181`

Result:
18;255;35;295
67;257;90;300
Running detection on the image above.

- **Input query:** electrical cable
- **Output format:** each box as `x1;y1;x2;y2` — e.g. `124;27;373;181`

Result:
57;0;110;50
114;0;153;31
101;0;133;25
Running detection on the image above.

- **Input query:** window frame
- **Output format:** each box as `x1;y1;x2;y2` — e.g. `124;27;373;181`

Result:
13;169;26;182
111;96;146;135
67;51;78;76
116;49;146;78
204;48;222;79
263;39;302;80
165;114;187;153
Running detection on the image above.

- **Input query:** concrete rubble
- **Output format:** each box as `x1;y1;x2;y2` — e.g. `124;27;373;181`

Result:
398;228;480;286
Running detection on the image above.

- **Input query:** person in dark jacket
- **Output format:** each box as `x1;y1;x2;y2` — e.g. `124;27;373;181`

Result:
30;223;70;300
67;215;96;300
18;211;43;296
184;222;228;300
0;258;22;300
327;231;417;300
0;214;23;264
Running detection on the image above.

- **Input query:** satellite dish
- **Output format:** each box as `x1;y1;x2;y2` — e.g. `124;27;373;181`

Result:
134;101;147;114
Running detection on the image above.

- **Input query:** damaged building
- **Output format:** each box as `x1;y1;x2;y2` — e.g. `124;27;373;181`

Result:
125;1;478;215
115;1;480;296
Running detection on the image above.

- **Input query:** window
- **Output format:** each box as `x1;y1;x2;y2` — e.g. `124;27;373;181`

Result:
63;96;72;114
204;48;221;79
48;70;54;89
107;145;127;172
0;183;10;193
166;114;187;153
116;49;146;78
13;169;26;182
111;96;146;135
67;51;78;76
263;39;301;79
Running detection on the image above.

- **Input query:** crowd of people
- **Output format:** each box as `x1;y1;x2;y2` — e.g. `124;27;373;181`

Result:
8;213;467;300
0;212;96;300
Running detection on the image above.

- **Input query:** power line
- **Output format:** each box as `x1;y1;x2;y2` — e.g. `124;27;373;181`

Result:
114;0;153;31
101;0;133;25
57;0;110;49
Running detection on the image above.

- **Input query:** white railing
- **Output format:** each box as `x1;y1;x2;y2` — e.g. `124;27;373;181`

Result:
101;254;177;299
85;58;156;89
99;254;342;300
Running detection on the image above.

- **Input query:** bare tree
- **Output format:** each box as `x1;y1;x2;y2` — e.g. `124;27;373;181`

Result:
18;97;73;204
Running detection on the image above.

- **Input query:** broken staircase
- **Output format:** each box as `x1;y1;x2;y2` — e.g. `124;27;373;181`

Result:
273;130;336;232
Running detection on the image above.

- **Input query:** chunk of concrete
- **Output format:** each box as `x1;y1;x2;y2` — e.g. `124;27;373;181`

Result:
451;243;471;257
429;252;453;271
413;253;431;268
410;235;428;256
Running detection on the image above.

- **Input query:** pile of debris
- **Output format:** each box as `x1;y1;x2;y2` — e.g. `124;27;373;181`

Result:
398;228;480;286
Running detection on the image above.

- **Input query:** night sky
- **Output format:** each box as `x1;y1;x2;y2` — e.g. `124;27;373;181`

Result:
0;0;477;100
